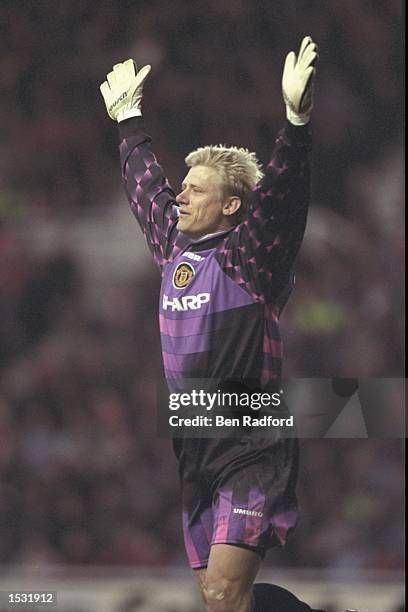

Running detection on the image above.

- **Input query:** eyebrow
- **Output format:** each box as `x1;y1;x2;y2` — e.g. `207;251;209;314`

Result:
181;182;203;190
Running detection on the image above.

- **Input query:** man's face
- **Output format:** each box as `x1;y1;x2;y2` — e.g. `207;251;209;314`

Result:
176;165;232;238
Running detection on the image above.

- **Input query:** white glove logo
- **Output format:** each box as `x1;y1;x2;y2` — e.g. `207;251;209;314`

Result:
109;91;128;115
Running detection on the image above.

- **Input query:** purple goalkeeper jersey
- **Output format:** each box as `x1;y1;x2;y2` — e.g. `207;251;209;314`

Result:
119;118;311;391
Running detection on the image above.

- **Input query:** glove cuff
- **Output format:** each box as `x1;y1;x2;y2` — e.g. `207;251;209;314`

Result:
286;106;311;126
117;107;142;122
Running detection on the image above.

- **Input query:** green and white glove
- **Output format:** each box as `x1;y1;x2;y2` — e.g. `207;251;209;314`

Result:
282;36;318;126
100;59;151;122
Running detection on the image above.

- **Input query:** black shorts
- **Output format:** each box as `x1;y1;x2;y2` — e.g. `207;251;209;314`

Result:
173;434;299;569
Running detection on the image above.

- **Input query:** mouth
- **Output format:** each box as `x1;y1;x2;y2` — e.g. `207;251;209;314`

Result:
179;209;189;216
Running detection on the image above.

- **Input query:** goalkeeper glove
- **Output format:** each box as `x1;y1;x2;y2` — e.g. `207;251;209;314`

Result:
282;36;318;126
100;59;151;122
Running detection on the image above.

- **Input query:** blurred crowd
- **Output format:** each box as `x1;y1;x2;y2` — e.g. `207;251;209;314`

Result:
0;0;404;573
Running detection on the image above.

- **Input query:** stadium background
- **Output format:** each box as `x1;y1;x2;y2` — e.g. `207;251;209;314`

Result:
0;1;404;610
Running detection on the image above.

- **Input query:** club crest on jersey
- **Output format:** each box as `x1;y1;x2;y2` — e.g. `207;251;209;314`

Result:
173;262;195;289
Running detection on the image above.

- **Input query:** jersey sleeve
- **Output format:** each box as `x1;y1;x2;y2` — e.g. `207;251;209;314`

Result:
216;122;312;306
118;117;188;270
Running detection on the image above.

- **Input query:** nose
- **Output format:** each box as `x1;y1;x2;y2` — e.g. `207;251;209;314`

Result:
176;189;188;205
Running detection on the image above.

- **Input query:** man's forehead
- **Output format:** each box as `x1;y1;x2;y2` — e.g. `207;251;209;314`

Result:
183;165;220;184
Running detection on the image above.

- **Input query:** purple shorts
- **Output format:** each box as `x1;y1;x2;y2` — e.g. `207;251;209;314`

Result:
176;436;299;569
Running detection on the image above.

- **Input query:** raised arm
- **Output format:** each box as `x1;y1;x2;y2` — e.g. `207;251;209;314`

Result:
247;120;312;285
241;37;318;303
100;60;187;270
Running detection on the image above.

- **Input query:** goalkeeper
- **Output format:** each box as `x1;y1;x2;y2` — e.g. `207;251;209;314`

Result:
101;37;328;612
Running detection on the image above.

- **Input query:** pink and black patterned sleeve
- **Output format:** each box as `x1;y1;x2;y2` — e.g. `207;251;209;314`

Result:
216;122;312;305
118;117;188;270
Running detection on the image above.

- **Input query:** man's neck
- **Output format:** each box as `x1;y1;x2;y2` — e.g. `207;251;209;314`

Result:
191;225;235;242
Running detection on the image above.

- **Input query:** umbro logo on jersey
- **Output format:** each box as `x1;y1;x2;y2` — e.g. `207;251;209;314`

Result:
173;262;195;289
233;508;264;517
183;252;205;262
162;293;210;312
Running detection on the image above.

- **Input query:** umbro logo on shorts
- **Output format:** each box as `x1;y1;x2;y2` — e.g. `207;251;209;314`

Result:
233;508;264;517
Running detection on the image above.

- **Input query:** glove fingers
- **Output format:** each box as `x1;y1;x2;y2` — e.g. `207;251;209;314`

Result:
298;36;312;61
112;59;135;87
303;65;316;87
106;70;117;88
283;51;296;76
300;40;318;63
299;67;315;113
122;58;137;80
99;80;111;99
133;64;152;89
299;49;318;71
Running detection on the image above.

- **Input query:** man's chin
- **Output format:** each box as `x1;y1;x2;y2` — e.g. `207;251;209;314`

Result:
177;219;195;236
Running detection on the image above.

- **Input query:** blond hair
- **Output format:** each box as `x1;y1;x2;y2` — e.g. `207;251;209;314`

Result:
185;144;264;217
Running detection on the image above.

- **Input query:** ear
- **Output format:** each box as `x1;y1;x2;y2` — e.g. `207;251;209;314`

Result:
222;196;242;217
